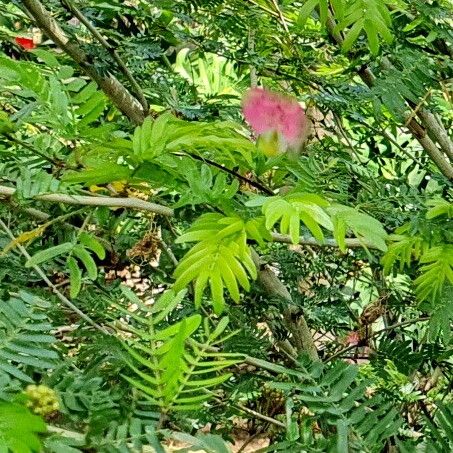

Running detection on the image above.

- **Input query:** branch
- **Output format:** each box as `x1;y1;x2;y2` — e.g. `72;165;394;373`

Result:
20;0;145;124
271;232;378;250
2;185;375;249
251;250;319;360
60;0;148;113
0;185;174;217
417;108;453;161
324;17;453;181
235;402;285;428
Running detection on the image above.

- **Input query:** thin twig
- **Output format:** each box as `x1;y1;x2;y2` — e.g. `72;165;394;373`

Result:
237;429;265;453
0;218;109;334
270;0;290;33
157;238;179;267
234;402;285;428
332;113;365;163
325;316;430;362
181;152;274;195
404;89;432;128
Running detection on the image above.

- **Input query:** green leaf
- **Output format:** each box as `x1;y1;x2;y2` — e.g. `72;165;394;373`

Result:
79;232;106;260
364;19;380;55
263;194;332;245
342;19;365;53
319;0;328;25
72;245;98;280
0;403;46;453
331;0;345;20
25;242;73;267
67;256;82;299
297;0;320;27
32;49;59;67
62;164;132;185
173;214;255;311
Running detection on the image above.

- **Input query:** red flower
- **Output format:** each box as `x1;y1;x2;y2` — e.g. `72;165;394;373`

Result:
15;37;36;51
242;88;307;147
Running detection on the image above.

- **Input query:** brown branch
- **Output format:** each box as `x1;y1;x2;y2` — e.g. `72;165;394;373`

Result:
417;109;453;161
20;0;145;124
324;17;453;180
251;250;319;360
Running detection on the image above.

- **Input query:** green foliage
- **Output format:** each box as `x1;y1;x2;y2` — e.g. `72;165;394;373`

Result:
414;245;453;302
428;285;453;343
173;49;245;103
261;193;387;251
25;233;105;299
263;193;332;244
0;291;57;383
173;163;239;209
383;197;453;302
174;214;257;313
329;204;388;252
49;372;120;421
89;419;162;453
0;0;452;449
132;112;254;165
371;48;439;120
121;289;241;412
64;111;254;187
297;0;397;54
0;402;46;453
336;0;395;54
423;402;453;452
267;360;403;451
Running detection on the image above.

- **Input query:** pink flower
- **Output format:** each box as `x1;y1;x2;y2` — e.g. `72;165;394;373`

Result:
345;331;360;346
242;88;306;147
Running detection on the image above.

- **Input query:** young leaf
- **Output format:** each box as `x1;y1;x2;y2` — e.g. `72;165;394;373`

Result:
72;245;98;280
79;232;106;260
25;242;73;268
297;0;320;27
67;256;82;299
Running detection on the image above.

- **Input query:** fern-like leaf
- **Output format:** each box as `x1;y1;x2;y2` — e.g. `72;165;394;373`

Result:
415;245;453;302
263;193;332;244
174;214;257;313
0;291;58;383
329;204;388;252
121;290;241;412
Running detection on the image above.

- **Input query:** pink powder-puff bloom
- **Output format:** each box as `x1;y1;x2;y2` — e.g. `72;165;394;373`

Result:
242;88;307;148
345;331;360;346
